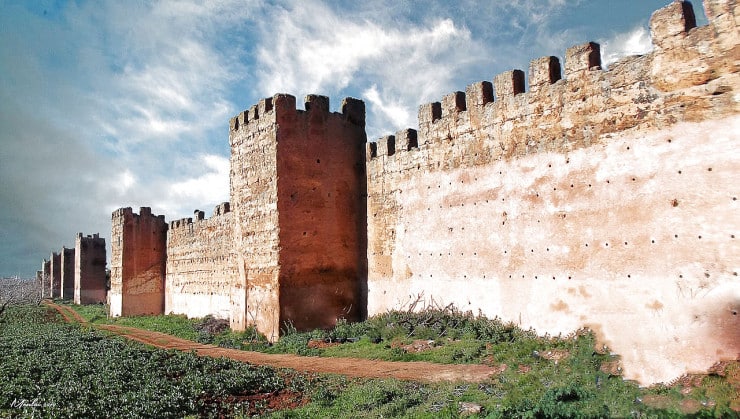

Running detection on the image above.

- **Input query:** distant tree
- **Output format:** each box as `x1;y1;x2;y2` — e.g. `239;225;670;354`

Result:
0;276;42;320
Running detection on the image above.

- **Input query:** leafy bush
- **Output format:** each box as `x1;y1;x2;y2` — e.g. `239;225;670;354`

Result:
269;378;427;419
327;317;367;342
360;306;536;344
267;323;321;356
213;326;270;351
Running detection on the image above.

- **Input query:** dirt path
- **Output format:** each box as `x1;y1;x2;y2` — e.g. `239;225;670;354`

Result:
44;301;498;383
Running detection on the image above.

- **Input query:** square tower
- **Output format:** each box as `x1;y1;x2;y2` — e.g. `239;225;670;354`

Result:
74;233;107;304
50;252;61;298
60;247;75;300
109;207;168;316
41;258;51;298
229;94;367;340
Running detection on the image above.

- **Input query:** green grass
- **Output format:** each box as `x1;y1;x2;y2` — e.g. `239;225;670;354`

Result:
110;313;201;340
59;302;740;417
66;303;202;340
67;302;110;323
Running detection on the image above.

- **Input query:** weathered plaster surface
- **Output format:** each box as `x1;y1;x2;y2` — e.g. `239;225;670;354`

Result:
229;98;282;338
368;117;739;384
365;0;739;384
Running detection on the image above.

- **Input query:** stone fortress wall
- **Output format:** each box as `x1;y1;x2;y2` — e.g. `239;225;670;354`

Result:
165;203;235;320
101;0;737;384
39;233;107;304
110;95;367;341
364;0;739;384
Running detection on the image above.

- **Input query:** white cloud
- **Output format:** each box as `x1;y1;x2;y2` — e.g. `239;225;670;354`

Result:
362;85;417;141
363;85;413;131
251;0;600;141
255;3;473;97
600;26;654;67
166;154;230;215
65;0;253;214
114;170;137;196
254;1;487;140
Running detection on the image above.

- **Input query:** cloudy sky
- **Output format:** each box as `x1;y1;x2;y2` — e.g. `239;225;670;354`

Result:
0;0;707;277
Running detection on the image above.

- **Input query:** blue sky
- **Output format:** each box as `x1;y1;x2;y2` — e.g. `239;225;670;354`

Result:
0;0;707;277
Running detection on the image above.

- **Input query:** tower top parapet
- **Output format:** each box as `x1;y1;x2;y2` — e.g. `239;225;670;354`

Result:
229;94;366;134
111;207;166;223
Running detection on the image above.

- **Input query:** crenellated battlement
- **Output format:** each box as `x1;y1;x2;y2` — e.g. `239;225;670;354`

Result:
229;93;366;137
167;202;232;230
112;207;167;224
366;0;737;167
214;201;230;216
650;0;697;48
76;232;101;239
169;217;193;229
366;128;419;159
230;97;275;132
529;56;562;93
111;207;133;219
